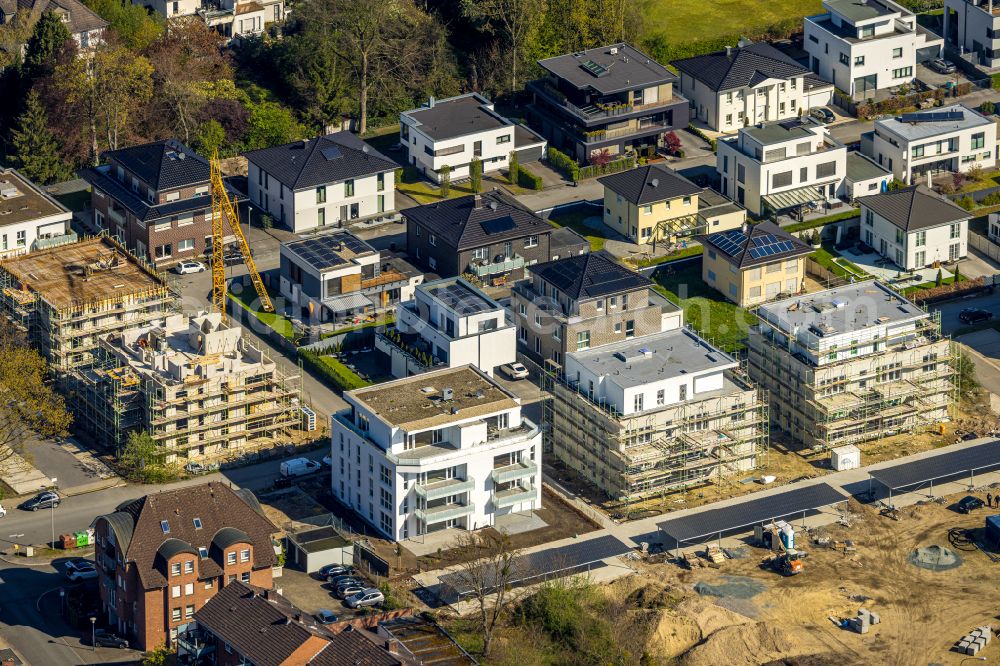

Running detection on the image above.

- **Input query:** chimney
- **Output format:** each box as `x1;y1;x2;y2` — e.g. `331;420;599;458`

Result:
726;45;732;57
385;638;403;655
301;138;308;148
473;194;482;209
428;96;436;108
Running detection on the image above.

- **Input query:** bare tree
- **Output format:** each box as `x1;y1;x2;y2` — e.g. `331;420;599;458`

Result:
463;0;544;93
452;531;524;658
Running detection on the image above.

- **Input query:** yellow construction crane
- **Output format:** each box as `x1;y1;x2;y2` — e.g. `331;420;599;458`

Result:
210;151;273;321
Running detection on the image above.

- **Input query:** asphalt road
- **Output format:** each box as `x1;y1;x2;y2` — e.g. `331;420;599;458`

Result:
929;289;1000;335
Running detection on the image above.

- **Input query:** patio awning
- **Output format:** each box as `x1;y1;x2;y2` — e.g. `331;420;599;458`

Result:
762;185;827;212
322;292;375;314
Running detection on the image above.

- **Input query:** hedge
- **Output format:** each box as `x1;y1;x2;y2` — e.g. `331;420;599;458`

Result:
297;348;370;393
547;146;580;181
578;155;636;180
783;208;860;232
686;124;717;151
517;165;543;190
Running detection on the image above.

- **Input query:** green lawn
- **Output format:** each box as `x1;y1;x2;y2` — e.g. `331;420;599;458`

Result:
642;0;821;47
810;245;871;280
959;169;1000;193
784;209;860;233
631;244;703;268
654;265;756;353
228;287;297;341
547;208;606;251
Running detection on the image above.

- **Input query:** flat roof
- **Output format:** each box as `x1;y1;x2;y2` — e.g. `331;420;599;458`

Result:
742;119;819;146
0;170;69;227
537;43;676;95
283;231;376;271
658;483;848;546
349;365;518;430
845;152;890;182
422;278;501;316
869;439;1000;491
826;0;902;22
0;237;168;311
758;280;926;336
569;328;735;388
877;104;992;141
403;94;508;142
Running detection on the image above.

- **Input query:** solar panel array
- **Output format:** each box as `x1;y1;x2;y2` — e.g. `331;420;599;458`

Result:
747;232;796;260
869;440;1000;491
320;146;343;161
287;232;372;270
480;216;517;235
707;230;747;257
581;59;609;77
899;110;964;124
427;281;496;315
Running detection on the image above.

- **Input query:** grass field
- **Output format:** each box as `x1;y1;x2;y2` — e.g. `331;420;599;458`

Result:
547;208;606;251
642;0;822;46
228;288;297;341
653;264;756;353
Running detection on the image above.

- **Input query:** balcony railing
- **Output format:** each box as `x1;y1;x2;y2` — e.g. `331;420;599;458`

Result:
416;502;475;524
529;80;678;123
494;485;535;508
491;459;538;484
414;477;475;501
469;254;525;277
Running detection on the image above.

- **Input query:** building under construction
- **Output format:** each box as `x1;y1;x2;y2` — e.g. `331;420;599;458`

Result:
748;280;955;450
70;312;302;460
0;236;172;371
548;327;768;501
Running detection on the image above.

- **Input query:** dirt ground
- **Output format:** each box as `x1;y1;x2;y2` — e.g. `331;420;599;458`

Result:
627;487;1000;665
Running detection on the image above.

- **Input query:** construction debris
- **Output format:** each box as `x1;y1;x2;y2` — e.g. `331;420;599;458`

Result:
843;608;881;634
954;625;993;656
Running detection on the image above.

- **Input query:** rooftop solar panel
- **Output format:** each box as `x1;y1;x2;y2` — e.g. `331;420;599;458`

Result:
427;281;496;315
286;232;374;270
321;146;343;161
899;110;964;124
868;440;1000;491
480;216;517;235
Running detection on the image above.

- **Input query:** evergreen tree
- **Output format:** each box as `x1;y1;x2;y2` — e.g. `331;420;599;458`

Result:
470;157;482;193
439;164;451;197
23;10;71;79
508;150;519;186
9;90;71;185
935;268;943;287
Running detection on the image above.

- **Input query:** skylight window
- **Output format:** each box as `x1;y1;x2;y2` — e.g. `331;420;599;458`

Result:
160;520;170;534
198;547;209;558
193;518;202;530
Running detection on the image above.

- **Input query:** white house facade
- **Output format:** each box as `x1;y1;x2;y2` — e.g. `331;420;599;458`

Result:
942;0;1000;70
804;0;942;97
330;366;542;541
861;104;997;184
858;186;969;269
0;170;74;258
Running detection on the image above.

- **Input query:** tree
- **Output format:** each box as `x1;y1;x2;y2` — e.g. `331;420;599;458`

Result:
440;164;451;197
463;0;545;93
118;431;179;483
663;131;682;156
935;268;943;287
452;531;524;658
193;119;226;157
244;101;303;150
470;157;483;193
887;178;907;191
82;0;163;51
953;264;961;282
0;3;43;70
508;150;519;186
955;349;980;401
23;10;71;79
141;645;171;666
9;89;73;185
0;320;72;468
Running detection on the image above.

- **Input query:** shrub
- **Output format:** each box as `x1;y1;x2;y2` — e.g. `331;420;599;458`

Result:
935;268;943;286
590;149;613;167
547;146;580;181
993;73;1000;90
469;158;482;193
956;195;976;210
938;180;955;195
966;164;985;183
952;172;967;190
981;100;996;115
981;191;1000;206
517;165;543;190
663;131;682;156
297;348;369;393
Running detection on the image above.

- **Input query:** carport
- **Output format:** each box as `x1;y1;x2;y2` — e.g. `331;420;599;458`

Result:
658;483;848;557
867;440;1000;504
285;526;353;574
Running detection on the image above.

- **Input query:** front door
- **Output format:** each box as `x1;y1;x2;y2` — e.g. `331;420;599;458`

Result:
879;238;888;257
340;205;348;223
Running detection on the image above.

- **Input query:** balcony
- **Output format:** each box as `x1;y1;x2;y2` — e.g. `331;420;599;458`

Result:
34;231;78;251
491;459;538;484
528;80;680;125
414;477;475;501
469;254;525;277
416;501;475;524
494;484;535;509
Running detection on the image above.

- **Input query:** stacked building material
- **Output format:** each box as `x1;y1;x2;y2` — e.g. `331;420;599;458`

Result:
955;626;992;656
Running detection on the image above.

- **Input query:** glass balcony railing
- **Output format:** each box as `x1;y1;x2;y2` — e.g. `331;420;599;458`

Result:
469;254;525;277
491;460;538;484
413;477;475;501
416;502;475;524
494;485;535;508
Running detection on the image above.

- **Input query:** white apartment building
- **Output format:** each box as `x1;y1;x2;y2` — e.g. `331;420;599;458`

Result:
377;278;516;379
245;132;397;233
943;0;1000;70
0;170;75;258
400;93;546;184
804;0;943;97
330;366;542;541
748;280;954;449
860;104;997;183
717;118;847;216
673;41;834;133
858;186;969;269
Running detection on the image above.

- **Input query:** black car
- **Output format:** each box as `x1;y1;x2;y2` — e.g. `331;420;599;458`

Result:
809;107;836;123
928;58;957;74
20;491;60;511
957;495;985;514
318;564;353;578
84;630;129;649
959;308;993;324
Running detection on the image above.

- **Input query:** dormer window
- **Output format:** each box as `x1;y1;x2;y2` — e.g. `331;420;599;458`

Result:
161;520;170;534
198;546;208;558
193;518;202;529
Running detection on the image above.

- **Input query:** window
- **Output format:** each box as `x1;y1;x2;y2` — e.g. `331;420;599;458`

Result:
950;222;961;239
198;546;208;558
576;331;590;350
625;320;634;338
707;269;717;282
377;195;385;213
344;179;355;197
614;322;621;333
178;239;195;252
950;242;961;261
633;394;644;412
184;582;194;595
816;161;837;178
316;186;327;203
892;47;903;58
641;204;653;215
524;235;538;248
656;389;665;405
725;114;733;125
865;209;874;226
895;228;904;245
240;572;250;583
161;520;170;534
155;244;172;259
749;285;761;298
859;24;875;38
171;608;181;623
171;585;181;598
184;560;194;574
428;234;436;246
772;171;793;188
227;551;236;565
497;134;511;144
193;518;202;530
912;145;924;158
854;55;865;66
737;164;745;184
892;66;913;79
914;230;926;247
972;132;985;150
377;173;385;191
683;196;692;206
808;34;819;44
839;52;849;66
185;604;195;619
240;548;250;563
915;250;926;266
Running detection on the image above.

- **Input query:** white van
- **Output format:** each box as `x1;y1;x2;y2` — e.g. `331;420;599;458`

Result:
279;458;321;478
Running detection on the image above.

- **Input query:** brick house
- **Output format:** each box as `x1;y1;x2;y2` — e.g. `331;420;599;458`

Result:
91;482;278;651
82;139;240;269
511;251;683;368
403;189;588;283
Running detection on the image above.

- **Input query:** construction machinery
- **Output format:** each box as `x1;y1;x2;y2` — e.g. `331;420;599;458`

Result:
210;151;272;322
762;550;804;576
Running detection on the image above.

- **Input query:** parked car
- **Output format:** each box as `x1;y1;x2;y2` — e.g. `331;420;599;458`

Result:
957;495;985;513
959;308;993;324
314;609;338;625
501;362;530;380
336;583;366;599
0;504;6;518
279;458;322;478
928;58;956;74
327;574;362;587
809;107;836;124
64;558;93;574
84;630;128;649
345;588;384;609
20;491;60;511
174;260;206;275
319;564;352;578
322;455;333;467
66;564;99;581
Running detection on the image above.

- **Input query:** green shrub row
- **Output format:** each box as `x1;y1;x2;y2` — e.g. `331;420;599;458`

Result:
783;208;860;232
546;146;580;181
578;155;636;181
686;124;717;151
297;348;369;393
517;165;543;190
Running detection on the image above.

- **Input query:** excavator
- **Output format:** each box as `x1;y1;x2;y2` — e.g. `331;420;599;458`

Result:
759;525;805;576
209;151;272;323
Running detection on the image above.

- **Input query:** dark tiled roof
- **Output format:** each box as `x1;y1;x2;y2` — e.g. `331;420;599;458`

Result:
403;94;510;142
598;164;702;205
530;251;651;300
103;139;209;190
18;0;108;34
308;632;401;666
402;189;553;251
672;42;809;92
95;482;277;590
699;220;812;269
81;166;242;223
857;186;969;232
537;43;676;95
245;132;396;191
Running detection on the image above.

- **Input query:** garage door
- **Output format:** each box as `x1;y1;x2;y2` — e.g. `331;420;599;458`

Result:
917;46;940;63
515;145;544;163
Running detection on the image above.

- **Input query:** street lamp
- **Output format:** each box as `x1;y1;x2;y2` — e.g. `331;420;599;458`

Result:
49;478;57;548
90;616;96;651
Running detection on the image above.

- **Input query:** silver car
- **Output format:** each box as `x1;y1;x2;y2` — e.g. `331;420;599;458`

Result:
345;588;384;609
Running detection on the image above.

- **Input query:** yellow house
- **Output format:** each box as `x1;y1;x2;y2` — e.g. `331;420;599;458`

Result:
600;164;743;245
699;221;812;307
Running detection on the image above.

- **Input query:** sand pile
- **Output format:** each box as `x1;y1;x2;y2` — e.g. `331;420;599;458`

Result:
650;597;753;658
680;622;809;666
908;544;963;572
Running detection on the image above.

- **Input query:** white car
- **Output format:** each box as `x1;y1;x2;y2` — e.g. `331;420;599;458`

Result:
0;504;5;518
66;563;98;581
174;260;206;275
345;588;384;608
502;362;530;380
322;455;332;467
